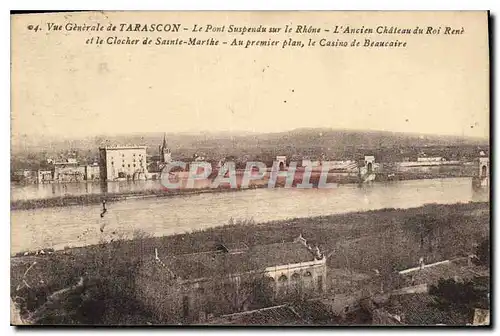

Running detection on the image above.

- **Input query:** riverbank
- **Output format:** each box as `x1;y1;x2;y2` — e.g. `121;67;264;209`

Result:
10;185;248;210
11;202;489;324
11;173;475;211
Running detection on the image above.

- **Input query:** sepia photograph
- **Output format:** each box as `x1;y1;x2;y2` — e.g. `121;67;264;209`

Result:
10;10;490;326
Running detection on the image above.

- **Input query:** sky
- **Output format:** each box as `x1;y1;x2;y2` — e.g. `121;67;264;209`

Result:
11;11;490;139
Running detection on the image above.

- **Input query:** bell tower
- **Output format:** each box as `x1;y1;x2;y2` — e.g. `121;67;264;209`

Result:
160;133;172;164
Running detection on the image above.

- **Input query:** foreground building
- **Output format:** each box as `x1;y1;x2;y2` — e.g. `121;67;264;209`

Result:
99;146;148;181
135;235;327;323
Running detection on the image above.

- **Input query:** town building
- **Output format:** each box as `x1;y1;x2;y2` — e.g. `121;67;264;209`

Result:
326;161;358;172
147;134;173;179
135;235;327;323
12;170;37;184
36;170;53;184
300;158;373;174
417;157;446;163
14;159;101;184
84;164;100;181
159;133;172;165
53;159;86;182
99;146;148;181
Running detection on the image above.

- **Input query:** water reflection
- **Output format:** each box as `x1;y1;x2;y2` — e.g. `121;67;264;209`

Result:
11;180;166;201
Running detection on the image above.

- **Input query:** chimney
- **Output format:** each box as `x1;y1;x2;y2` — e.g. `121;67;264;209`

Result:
294;233;308;247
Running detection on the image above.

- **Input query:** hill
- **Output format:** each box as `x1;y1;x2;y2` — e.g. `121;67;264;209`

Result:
11;128;489;167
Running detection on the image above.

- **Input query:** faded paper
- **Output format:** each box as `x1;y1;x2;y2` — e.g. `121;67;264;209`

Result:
11;11;490;326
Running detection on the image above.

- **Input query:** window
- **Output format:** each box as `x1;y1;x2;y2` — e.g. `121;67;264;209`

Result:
111;161;114;165
277;275;288;298
133;164;136;167
291;273;300;281
303;271;314;293
122;164;125;168
481;165;488;177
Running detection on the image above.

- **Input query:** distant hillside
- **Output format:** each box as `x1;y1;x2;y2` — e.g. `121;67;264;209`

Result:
11;128;489;163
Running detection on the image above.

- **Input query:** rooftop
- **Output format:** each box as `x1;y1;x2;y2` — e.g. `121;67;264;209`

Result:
386;293;470;325
141;238;323;282
399;259;490;287
387;260;490;325
208;300;345;325
53;158;79;165
206;305;304;326
99;146;147;150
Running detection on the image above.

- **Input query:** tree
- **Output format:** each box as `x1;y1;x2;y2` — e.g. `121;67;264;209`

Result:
476;238;490;266
209;273;275;315
402;214;441;262
429;278;488;314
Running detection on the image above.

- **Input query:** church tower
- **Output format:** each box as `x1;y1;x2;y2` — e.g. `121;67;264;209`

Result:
160;133;172;164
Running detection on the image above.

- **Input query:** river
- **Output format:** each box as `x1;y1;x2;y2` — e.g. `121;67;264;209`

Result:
10;177;488;254
11;180;166;201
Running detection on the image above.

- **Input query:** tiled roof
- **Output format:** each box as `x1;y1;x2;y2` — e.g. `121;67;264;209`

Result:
207;305;305;325
400;261;489;287
146;241;319;281
388;293;470;325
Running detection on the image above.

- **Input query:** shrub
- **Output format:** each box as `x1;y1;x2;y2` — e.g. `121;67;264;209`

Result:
476;238;490;266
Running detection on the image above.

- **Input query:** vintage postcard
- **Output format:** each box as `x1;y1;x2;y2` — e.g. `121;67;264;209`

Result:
10;11;490;326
